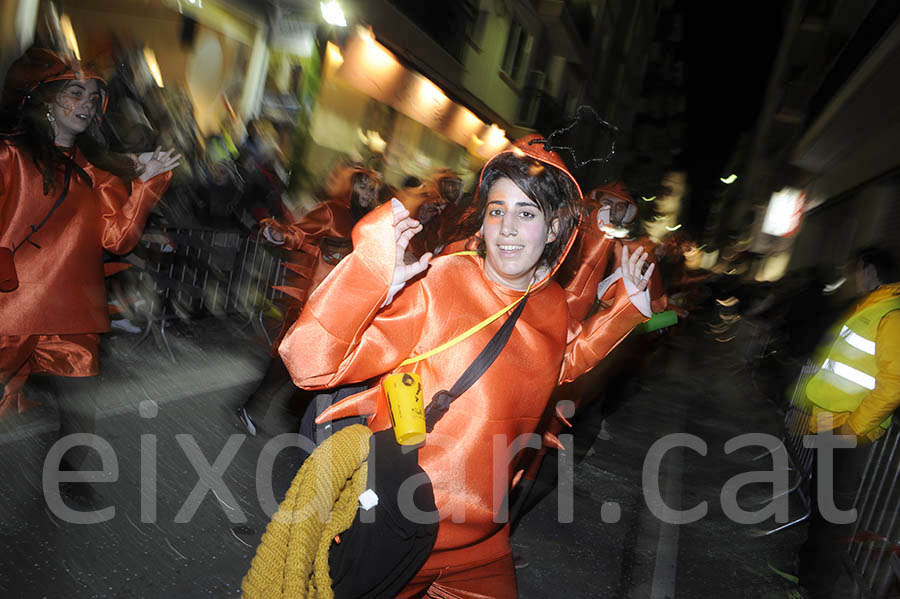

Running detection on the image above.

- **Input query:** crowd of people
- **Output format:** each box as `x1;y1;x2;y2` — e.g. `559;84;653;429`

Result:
0;44;688;598
6;42;896;599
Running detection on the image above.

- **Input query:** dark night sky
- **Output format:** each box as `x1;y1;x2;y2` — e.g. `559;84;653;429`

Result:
681;2;785;234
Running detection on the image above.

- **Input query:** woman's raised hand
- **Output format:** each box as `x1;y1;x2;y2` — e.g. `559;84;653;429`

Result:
621;245;654;292
621;245;655;316
383;198;432;308
136;147;182;182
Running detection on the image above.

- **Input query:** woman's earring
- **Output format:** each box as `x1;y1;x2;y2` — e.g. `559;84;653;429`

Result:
46;107;55;124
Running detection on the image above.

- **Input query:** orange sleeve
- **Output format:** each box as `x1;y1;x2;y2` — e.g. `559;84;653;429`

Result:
846;312;900;435
98;170;172;254
0;144;10;245
559;281;646;383
271;202;345;250
278;201;426;388
564;229;614;322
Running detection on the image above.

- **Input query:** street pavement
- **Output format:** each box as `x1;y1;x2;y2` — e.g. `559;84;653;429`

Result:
0;311;808;598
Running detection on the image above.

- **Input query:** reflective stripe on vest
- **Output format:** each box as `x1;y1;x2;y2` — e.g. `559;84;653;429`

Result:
840;326;876;356
820;358;876;390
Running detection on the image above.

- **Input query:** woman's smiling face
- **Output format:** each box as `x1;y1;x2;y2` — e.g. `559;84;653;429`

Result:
50;79;101;145
481;177;557;290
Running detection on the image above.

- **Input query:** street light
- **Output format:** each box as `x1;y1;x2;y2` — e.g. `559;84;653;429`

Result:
321;1;347;27
720;173;738;184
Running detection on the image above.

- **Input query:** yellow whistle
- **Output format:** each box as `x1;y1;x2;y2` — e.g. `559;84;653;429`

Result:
383;372;426;446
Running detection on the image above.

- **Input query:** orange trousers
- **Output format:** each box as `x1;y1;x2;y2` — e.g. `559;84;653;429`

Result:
0;334;99;419
397;527;518;599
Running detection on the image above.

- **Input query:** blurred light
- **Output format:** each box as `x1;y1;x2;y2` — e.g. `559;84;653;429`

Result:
415;76;449;111
357;129;386;153
641;196;656;202
823;277;846;294
143;47;164;88
367;131;386;153
665;224;682;231
600;224;630;239
715;335;736;343
59;14;80;60
720;173;738;184
754;250;792;282
321;1;347;27
326;41;344;67
761;187;805;237
716;296;739;307
360;28;397;70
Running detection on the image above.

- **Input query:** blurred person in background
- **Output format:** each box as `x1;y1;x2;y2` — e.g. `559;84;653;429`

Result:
198;132;245;229
102;43;158;155
395;175;445;258
424;167;469;255
0;48;178;482
235;160;381;436
235;118;292;233
798;246;900;598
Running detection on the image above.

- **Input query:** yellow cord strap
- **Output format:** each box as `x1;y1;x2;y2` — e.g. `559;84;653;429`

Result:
399;251;529;367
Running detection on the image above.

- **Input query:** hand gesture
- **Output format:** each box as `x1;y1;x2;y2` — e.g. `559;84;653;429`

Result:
621;245;654;292
136;147;182;182
621;245;655;316
383;199;431;307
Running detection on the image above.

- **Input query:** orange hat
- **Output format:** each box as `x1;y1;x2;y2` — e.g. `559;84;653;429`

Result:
588;181;633;206
3;47;109;116
322;162;380;206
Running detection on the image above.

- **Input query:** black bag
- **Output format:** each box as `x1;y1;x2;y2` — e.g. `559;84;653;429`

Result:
329;429;438;598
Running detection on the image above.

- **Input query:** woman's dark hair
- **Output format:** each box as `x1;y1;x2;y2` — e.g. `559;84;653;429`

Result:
455;152;582;268
0;79;139;194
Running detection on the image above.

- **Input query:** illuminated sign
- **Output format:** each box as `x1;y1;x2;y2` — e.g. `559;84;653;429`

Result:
761;187;806;237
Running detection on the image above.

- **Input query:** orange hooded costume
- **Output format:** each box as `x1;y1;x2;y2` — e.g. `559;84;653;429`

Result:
278;136;645;596
0;48;171;418
564;182;667;320
260;163;379;353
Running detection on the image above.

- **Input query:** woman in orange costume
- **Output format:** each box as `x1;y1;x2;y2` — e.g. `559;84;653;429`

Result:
279;135;654;597
236;162;380;435
0;48;177;463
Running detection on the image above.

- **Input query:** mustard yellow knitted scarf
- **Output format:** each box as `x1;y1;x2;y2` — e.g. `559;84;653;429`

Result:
242;424;372;599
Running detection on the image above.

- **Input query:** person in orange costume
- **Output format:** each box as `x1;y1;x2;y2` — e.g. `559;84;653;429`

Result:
565;182;667;319
0;48;178;461
236;162;380;435
279;135;655;597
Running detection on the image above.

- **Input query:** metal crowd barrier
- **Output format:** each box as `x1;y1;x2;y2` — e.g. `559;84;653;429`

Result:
753;354;900;595
844;423;900;598
127;227;293;359
754;359;819;536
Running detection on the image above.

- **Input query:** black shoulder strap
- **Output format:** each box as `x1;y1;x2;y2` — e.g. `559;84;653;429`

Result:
12;160;73;253
423;292;529;431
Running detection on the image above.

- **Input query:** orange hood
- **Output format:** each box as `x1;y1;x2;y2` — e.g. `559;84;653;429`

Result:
473;133;584;291
3;47;109;117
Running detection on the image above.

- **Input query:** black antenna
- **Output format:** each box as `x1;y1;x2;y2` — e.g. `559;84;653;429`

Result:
528;106;619;168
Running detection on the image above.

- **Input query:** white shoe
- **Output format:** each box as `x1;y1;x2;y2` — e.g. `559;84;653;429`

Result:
111;319;143;334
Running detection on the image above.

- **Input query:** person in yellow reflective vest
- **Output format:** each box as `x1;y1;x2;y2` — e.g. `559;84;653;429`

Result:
806;248;900;442
799;247;900;598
